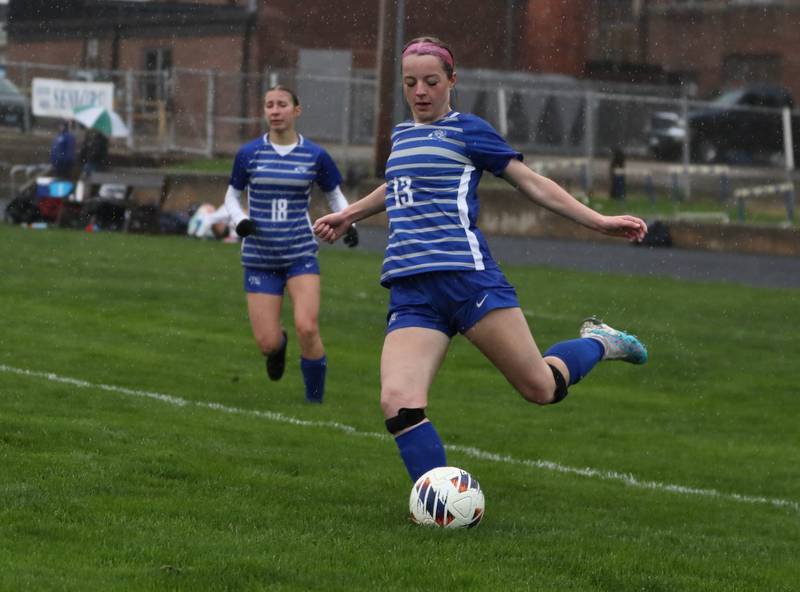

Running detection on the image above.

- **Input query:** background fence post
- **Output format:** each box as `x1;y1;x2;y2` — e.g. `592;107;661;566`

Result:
719;170;729;204
22;63;31;132
583;90;595;195
206;70;215;158
497;87;508;137
782;107;795;173
646;172;655;206
680;92;691;200
671;171;681;203
781;107;795;224
339;73;352;176
125;70;134;151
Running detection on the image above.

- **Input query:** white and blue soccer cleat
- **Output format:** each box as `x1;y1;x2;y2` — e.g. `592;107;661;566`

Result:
579;317;648;365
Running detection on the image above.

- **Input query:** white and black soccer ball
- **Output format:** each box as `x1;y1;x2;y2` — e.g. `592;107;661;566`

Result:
409;466;484;528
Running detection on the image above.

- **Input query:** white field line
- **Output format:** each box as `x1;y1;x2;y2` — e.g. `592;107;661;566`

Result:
2;363;798;514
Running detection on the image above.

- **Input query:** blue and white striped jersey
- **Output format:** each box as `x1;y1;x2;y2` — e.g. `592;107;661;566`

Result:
230;134;342;269
381;111;522;285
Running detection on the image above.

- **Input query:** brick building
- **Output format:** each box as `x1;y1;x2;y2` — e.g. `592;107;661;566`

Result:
6;0;800;156
6;0;591;78
6;1;270;78
5;0;597;146
8;0;800;97
645;0;800;99
585;0;800;100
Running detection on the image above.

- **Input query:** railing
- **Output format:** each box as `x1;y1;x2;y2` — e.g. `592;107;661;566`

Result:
1;61;797;209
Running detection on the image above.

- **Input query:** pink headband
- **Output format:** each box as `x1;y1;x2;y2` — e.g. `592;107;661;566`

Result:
402;42;454;70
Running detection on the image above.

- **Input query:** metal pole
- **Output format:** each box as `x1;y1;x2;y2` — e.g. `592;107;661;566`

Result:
671;171;681;203
166;70;175;151
206;70;215;158
680;93;691;200
782;107;795;172
340;72;352;178
497;87;508;137
125;70;134;150
583;90;595;195
736;196;745;222
22;63;31;132
719;171;729;204
783;107;796;224
645;172;655;206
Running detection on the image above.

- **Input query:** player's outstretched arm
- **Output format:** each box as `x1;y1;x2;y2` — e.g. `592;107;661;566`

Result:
314;183;387;243
502;159;647;242
323;185;359;247
224;185;257;237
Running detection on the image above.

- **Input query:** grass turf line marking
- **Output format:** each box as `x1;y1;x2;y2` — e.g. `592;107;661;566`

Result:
3;363;798;514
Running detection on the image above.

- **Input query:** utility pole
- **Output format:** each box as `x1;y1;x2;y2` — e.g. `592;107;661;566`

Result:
636;0;649;63
240;0;257;141
373;0;399;178
391;0;406;126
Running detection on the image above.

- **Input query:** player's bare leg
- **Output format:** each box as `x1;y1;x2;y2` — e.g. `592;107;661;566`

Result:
381;327;451;481
465;307;566;404
247;292;288;381
286;273;324;360
380;327;450;422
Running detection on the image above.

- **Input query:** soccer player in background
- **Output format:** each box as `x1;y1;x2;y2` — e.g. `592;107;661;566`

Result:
225;85;358;403
314;37;649;481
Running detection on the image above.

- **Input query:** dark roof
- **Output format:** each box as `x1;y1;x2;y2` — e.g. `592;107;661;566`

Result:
8;0;251;39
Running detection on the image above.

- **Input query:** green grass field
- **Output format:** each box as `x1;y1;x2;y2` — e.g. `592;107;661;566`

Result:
1;224;798;591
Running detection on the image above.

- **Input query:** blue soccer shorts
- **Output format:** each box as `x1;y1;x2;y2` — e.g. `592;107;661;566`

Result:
244;256;320;295
386;267;520;337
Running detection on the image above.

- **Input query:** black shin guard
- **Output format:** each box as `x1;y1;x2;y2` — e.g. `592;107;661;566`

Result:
385;407;426;435
548;365;569;403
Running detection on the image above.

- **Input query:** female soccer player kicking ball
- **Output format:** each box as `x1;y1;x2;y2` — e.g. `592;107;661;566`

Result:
225;86;358;403
314;38;647;480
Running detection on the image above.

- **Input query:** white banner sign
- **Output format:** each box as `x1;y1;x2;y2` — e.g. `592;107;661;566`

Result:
32;78;115;118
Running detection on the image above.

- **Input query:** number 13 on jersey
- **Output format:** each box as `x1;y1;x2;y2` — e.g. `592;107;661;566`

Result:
391;176;414;207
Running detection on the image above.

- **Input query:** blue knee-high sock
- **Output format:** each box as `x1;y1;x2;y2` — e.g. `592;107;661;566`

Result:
300;355;326;403
395;421;447;482
544;338;604;385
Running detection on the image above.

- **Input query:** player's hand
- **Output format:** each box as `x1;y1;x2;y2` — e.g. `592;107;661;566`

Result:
313;212;349;244
235;218;257;237
343;225;359;248
598;215;648;242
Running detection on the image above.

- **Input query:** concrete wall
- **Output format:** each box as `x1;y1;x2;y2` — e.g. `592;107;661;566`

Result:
1;129;796;257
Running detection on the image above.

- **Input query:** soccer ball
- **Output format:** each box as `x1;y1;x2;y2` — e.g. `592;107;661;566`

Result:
409;466;484;528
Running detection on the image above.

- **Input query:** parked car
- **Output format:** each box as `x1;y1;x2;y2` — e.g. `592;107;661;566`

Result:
0;77;27;131
646;84;800;164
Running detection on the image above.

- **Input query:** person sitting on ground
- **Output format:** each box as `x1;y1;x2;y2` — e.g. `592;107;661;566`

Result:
187;203;236;240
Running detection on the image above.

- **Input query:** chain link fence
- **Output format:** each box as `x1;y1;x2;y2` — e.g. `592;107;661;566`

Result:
2;61;797;219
